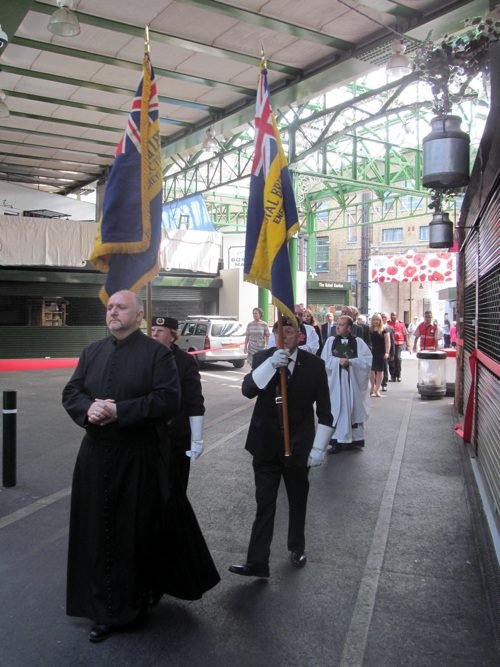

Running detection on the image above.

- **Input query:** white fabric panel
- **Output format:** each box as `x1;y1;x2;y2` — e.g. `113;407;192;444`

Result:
0;216;222;273
0;215;96;267
159;229;222;273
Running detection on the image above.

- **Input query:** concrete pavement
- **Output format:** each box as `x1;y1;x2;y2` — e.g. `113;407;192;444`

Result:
0;354;499;666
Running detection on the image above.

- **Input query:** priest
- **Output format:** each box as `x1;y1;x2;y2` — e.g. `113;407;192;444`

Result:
321;314;372;454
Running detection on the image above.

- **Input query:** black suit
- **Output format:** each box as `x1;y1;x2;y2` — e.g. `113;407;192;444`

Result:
241;348;333;564
352;321;372;350
321;321;335;344
168;343;205;491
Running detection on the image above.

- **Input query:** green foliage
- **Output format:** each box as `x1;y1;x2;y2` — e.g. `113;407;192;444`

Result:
413;17;499;115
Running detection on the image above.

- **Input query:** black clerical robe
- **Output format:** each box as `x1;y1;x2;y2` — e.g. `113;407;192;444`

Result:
62;329;181;626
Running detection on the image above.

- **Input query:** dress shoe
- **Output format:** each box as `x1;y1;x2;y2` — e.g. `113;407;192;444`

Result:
147;588;163;607
327;440;343;455
89;624;112;643
290;551;307;568
397;377;402;382
228;562;269;577
381;386;387;392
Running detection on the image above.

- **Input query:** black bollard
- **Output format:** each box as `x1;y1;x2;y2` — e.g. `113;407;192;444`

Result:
3;390;17;487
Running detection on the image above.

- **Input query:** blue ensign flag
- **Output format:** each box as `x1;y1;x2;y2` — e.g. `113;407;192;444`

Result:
90;54;162;304
244;61;299;324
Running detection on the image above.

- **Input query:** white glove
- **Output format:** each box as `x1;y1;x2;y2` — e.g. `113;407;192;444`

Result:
271;348;290;368
186;415;204;461
186;440;203;461
298;344;312;353
308;424;336;467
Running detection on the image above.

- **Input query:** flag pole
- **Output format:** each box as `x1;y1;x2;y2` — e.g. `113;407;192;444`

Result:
277;311;292;464
144;25;153;337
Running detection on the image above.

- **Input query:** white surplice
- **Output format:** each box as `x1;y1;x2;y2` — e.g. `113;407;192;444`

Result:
321;336;372;443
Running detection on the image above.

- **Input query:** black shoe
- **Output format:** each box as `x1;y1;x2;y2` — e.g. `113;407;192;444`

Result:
228;562;269;578
290;551;307;568
397;377;402;382
327;441;343;455
147;588;163;607
389;378;397;382
89;624;112;643
381;386;387;392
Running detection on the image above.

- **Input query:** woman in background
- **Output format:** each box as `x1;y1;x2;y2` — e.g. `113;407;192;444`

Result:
244;307;270;366
450;321;457;348
303;309;323;356
369;313;391;397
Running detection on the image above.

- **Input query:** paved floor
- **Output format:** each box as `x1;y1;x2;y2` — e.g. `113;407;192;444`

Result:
1;354;499;667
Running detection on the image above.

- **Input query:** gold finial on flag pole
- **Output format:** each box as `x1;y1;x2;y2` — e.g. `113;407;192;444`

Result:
260;41;266;69
144;25;150;54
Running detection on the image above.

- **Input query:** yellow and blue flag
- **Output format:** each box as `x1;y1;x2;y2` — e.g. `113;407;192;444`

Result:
244;61;300;324
90;53;162;304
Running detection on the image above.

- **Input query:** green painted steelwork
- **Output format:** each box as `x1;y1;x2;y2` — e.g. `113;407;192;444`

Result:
0;65;209;115
0;138;112;161
7;110;124;135
0;0;32;57
11;36;255;97
175;0;354;51
0;121;117;147
3;88;129;118
0;151;102;171
31;0;301;76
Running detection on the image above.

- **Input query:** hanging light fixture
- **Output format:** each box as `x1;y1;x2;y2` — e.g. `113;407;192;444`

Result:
386;40;412;79
0;24;9;49
202;127;218;156
48;0;81;37
0;90;9;118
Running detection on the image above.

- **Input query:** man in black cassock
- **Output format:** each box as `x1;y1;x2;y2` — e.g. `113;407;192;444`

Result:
229;318;334;578
62;290;215;643
151;316;205;491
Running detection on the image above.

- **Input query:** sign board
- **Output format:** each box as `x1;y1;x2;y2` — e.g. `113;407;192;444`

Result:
228;246;245;270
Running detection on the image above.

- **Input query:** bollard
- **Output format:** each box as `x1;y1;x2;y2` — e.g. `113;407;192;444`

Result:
2;390;17;487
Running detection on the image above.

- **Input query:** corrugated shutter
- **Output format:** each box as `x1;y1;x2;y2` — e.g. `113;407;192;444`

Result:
476;365;500;515
463;349;472;435
307;289;347;305
0;326;108;359
479;187;500;277
0;283;102;297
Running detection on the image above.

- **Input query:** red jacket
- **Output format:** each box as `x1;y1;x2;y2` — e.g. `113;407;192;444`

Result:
416;322;438;350
387;320;406;346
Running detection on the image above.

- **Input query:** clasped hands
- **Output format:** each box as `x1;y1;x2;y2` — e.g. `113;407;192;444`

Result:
87;399;117;426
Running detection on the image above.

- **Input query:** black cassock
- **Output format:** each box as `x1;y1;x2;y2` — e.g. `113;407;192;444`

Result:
62;329;219;626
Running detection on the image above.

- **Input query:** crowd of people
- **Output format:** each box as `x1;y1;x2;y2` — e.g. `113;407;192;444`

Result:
62;293;453;644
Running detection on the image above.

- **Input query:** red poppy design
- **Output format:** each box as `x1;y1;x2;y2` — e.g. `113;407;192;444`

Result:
378;276;385;282
430;271;444;281
387;266;398;275
394;257;408;267
404;266;417;277
447;260;452;269
419;274;426;281
413;254;426;265
437;252;451;259
429;258;440;268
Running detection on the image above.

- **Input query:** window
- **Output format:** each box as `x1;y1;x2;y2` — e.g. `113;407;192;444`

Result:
382;227;403;243
315;237;329;272
347;265;357;292
419;225;429;241
400;196;423;213
383;198;395;213
347;213;357;243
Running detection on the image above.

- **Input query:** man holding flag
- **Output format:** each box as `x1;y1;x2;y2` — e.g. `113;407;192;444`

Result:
229;57;334;578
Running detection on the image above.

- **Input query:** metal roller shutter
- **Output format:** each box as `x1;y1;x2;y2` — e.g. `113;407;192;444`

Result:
479;187;500;277
0;326;108;359
476;365;500;515
307;289;347;306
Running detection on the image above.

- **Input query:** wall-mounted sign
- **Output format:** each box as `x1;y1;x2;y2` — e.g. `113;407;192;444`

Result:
228;246;245;269
307;280;351;290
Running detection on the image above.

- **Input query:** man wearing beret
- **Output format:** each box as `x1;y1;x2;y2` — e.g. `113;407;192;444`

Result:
152;316;205;490
229;316;334;578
